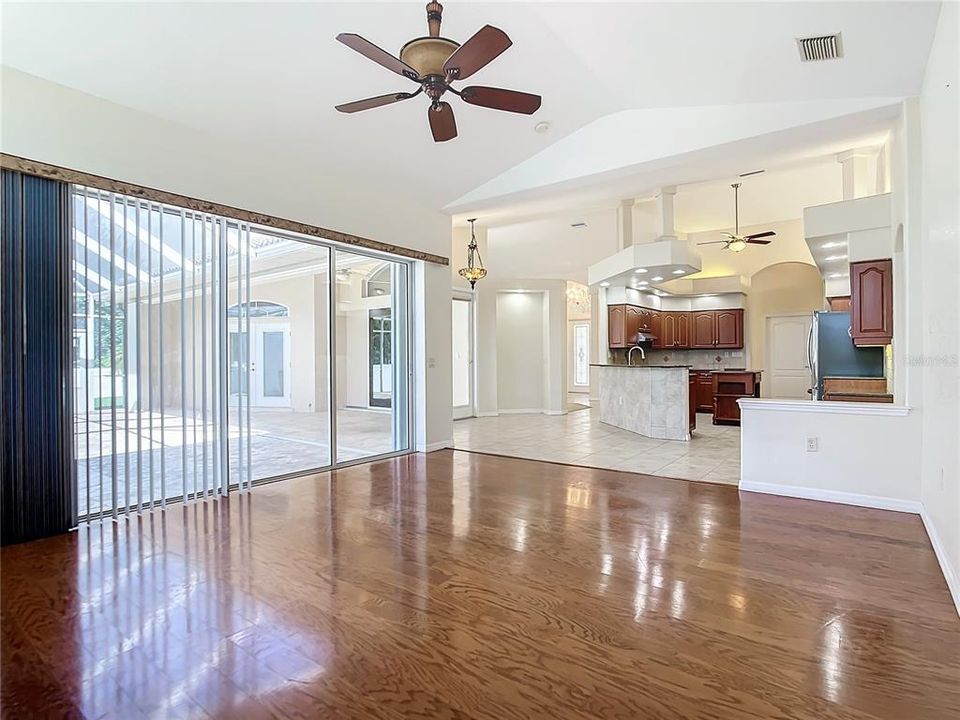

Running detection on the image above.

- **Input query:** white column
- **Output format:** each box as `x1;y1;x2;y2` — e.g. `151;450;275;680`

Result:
837;147;880;199
655;186;678;239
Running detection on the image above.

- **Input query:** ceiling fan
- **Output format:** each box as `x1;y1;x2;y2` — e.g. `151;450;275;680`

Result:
334;2;542;142
697;183;776;253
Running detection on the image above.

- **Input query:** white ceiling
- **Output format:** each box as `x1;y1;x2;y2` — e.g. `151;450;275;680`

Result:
0;1;941;224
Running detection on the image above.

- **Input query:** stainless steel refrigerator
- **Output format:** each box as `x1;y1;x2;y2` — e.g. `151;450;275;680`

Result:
807;311;885;400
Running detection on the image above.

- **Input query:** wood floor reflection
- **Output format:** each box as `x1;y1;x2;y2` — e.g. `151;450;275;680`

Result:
2;450;958;719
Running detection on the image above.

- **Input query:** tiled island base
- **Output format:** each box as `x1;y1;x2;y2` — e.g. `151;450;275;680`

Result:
594;365;690;441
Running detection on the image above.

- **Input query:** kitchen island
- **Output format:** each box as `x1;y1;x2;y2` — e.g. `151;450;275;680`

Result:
592;364;693;441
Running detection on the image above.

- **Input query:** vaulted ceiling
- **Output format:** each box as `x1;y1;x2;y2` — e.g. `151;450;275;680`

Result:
1;1;941;226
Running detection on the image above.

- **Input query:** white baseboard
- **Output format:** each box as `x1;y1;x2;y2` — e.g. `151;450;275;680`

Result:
738;480;923;514
544;409;567;416
921;508;960;618
476;411;499;417
417;439;452;453
496;408;546;415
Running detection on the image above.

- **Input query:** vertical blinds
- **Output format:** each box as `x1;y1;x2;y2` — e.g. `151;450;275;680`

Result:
73;186;254;518
1;171;75;545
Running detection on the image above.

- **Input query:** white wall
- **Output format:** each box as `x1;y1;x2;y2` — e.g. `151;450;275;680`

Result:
476;279;568;416
1;67;453;453
739;401;921;511
496;292;545;412
739;5;959;615
917;2;960;612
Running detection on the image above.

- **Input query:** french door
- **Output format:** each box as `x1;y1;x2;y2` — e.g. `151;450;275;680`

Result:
452;294;474;420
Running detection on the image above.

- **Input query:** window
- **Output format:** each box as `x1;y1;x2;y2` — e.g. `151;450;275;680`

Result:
227;301;289;318
573;323;590;387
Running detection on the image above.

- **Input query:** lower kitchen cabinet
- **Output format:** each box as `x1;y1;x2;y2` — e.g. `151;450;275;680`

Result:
712;371;761;425
694;371;714;413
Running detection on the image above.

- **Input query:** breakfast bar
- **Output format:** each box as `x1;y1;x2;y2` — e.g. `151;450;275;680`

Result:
592;364;694;441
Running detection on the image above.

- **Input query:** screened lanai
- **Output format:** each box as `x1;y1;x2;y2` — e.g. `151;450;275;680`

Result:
71;187;408;518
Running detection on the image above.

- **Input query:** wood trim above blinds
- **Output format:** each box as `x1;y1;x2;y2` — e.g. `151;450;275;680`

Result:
0;153;449;266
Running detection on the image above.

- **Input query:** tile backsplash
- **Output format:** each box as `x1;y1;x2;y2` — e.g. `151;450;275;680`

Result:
608;348;750;371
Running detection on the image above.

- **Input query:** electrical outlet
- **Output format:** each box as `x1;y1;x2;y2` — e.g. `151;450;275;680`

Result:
806;437;819;452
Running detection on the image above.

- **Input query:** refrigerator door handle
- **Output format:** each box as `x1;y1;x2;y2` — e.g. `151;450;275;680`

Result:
806;320;817;399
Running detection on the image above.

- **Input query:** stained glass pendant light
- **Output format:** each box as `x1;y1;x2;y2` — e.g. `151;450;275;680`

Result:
458;218;487;289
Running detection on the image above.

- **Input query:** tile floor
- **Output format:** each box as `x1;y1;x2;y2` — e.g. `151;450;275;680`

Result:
453;407;741;485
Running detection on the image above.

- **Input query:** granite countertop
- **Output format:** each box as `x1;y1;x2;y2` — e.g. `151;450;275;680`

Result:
688;368;763;373
590;364;692;369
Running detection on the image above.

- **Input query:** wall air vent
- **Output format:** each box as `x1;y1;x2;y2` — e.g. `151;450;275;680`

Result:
797;33;843;62
570;222;588;228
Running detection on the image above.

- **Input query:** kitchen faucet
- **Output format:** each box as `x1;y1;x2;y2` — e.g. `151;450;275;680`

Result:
628;345;646;365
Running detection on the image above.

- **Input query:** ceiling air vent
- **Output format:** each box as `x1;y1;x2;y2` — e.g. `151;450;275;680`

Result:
797;33;843;62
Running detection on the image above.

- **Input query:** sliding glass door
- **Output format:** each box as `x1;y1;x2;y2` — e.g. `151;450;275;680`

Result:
71;186;409;518
333;250;409;463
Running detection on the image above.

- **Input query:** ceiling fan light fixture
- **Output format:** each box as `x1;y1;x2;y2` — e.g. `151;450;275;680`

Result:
728;238;748;253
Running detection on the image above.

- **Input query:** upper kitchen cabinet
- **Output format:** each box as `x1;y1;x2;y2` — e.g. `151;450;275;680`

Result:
626;305;643;340
608;304;643;348
850;259;893;346
660;311;690;349
715;310;743;348
692;312;716;348
691;310;744;349
649;310;662;348
608;305;626;348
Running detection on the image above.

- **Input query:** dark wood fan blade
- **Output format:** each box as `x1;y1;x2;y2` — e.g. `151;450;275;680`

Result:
745;238;773;245
428;102;457;142
443;25;511;80
743;230;776;240
337;33;419;80
336;91;416;113
460;86;541;115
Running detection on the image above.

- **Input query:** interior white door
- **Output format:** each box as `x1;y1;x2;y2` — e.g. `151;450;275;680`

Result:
252;323;291;407
766;314;813;399
452;297;474;419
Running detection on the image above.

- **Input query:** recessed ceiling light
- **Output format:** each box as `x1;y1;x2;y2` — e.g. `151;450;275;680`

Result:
821;241;845;249
651;276;664;281
824;254;848;261
534;121;551;133
634;268;647;274
637;281;649;286
599;281;610;287
672;269;685;275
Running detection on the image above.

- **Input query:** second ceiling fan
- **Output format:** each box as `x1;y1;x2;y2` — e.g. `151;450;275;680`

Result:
335;2;542;142
698;183;776;253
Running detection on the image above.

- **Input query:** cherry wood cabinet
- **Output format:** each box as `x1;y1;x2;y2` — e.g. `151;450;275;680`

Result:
828;296;851;312
649;310;662;347
608;305;626;348
610;305;743;350
712;371;761;426
608;304;644;348
850;259;893;346
691;310;743;349
659;311;690;349
715;310;743;348
694;371;714;412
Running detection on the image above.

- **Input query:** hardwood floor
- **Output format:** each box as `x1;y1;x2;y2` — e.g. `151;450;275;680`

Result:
2;449;958;719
